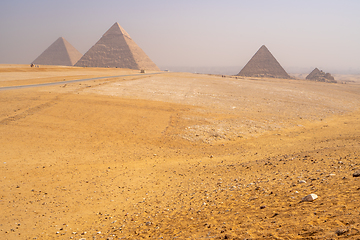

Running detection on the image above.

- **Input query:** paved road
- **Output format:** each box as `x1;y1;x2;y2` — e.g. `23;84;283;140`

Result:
0;72;163;91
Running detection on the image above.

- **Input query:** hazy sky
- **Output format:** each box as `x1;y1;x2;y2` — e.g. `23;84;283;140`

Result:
1;0;359;74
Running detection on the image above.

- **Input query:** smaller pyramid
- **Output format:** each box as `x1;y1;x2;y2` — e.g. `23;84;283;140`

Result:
306;68;336;83
237;45;290;79
32;37;83;66
75;22;159;70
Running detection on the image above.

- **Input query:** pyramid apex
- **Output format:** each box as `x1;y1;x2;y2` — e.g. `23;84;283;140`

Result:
259;45;270;51
103;22;131;39
55;37;65;42
111;22;121;28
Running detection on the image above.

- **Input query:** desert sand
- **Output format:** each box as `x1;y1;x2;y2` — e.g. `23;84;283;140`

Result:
1;65;360;239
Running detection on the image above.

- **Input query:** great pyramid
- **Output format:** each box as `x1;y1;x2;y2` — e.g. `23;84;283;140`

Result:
237;45;290;79
306;68;336;83
32;37;83;66
75;22;159;70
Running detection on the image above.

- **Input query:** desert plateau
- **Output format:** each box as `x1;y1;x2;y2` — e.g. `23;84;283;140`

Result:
1;64;360;239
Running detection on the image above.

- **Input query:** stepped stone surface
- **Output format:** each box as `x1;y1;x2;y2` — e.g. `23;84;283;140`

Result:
237;45;290;79
32;37;83;66
75;23;159;70
306;68;336;83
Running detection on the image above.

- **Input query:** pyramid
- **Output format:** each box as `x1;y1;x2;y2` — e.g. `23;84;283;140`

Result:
32;37;83;66
306;68;322;80
75;22;159;70
306;68;336;83
237;45;290;79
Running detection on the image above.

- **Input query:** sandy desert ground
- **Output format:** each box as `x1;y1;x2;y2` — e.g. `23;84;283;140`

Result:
1;65;360;239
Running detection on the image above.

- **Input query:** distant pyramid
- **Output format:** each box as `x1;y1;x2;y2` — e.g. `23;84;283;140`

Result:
75;22;159;70
306;68;336;83
306;68;322;79
32;37;83;66
237;45;290;79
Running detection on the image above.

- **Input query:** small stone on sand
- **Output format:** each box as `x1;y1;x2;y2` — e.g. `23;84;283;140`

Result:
301;194;318;202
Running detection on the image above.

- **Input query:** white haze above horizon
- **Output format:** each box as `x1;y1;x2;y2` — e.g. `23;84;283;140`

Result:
0;0;359;74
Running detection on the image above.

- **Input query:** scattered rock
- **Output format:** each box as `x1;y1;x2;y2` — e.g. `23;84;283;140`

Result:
301;194;318;202
299;180;306;184
353;172;360;177
260;205;266;209
335;229;349;236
